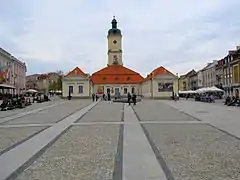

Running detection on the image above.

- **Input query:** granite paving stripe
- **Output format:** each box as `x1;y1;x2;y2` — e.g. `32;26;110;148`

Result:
123;104;167;180
143;123;240;180
113;124;123;180
0;101;66;124
2;100;92;125
141;125;175;180
79;101;123;122
139;121;206;124
0;124;54;128
15;125;120;180
73;122;125;125
134;100;196;121
0;126;48;156
0;101;98;180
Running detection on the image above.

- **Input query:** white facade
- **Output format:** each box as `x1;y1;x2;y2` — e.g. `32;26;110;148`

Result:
62;75;90;98
142;74;178;99
92;84;141;97
197;71;203;88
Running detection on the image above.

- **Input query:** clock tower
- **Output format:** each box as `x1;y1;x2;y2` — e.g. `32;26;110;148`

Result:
107;16;123;66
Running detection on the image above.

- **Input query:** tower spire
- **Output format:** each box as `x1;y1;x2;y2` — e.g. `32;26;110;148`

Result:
111;16;117;29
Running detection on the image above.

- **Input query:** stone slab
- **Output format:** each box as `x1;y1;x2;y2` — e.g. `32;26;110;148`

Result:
15;125;120;180
79;101;123;122
134;100;196;121
3;100;91;125
143;123;240;180
0;101;98;180
123;104;167;180
0;126;47;155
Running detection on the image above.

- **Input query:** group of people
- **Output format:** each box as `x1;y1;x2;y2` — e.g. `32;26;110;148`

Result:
92;92;112;102
0;94;31;111
225;95;240;106
91;92;138;105
127;92;137;105
0;92;51;111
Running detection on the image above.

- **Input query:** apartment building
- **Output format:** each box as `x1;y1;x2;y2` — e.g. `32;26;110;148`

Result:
0;47;27;94
202;60;218;88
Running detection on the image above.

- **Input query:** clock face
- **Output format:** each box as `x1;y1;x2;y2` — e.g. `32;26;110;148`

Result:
113;40;117;44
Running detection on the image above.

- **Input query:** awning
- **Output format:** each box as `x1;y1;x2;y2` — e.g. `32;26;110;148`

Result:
0;83;16;89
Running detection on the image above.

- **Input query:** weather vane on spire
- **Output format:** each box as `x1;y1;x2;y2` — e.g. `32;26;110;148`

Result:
113;16;115;19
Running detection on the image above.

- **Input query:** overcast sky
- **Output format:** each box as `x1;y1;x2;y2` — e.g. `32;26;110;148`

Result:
1;0;240;76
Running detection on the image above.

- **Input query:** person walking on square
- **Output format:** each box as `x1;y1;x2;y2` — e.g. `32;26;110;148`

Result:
132;93;137;105
107;92;111;101
127;92;131;105
92;93;95;102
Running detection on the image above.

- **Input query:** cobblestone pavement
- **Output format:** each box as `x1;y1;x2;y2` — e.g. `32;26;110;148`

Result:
79;101;123;122
134;100;197;121
0;99;240;180
0;126;47;155
16;125;120;180
3;100;92;125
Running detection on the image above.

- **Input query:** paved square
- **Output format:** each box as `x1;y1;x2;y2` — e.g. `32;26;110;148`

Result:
2;100;91;125
0;99;240;180
134;100;197;121
79;101;123;122
0;126;47;155
143;123;240;180
16;125;120;180
0;98;63;119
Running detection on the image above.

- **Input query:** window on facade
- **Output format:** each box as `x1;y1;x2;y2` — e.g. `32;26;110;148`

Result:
131;87;135;94
78;85;83;93
69;86;73;94
124;88;128;94
233;65;239;83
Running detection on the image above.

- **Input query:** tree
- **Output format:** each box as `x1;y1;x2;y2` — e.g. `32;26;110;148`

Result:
56;78;62;90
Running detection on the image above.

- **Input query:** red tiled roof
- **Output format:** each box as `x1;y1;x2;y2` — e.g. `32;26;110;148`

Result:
144;66;175;81
65;67;86;77
91;65;144;84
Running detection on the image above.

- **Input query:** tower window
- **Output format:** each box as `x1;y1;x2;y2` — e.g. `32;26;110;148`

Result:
113;40;117;44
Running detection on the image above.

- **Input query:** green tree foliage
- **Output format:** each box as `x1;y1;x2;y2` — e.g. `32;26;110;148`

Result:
56;78;62;90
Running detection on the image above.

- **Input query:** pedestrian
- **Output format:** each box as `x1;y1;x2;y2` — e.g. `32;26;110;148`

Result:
92;93;95;102
127;92;131;105
96;94;98;101
107;93;111;101
132;93;137;105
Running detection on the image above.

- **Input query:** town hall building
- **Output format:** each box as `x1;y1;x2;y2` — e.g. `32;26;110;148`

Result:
62;17;179;99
